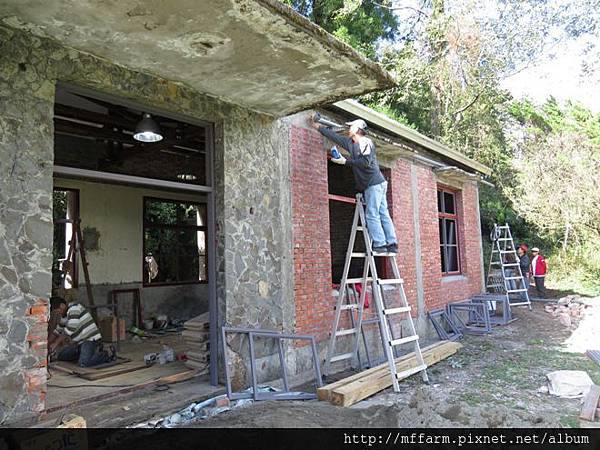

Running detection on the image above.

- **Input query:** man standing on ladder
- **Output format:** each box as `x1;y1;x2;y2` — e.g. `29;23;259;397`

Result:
311;117;398;255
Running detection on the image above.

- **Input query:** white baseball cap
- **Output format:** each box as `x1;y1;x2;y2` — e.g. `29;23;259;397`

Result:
345;119;368;132
531;247;540;252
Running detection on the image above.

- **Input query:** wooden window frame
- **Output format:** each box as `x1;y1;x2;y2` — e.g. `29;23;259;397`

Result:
437;186;462;276
142;196;208;287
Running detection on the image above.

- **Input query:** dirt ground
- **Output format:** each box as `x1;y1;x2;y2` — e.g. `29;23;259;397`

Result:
191;297;600;428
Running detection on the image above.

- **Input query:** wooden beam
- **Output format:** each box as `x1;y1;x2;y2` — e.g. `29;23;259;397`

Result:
317;341;459;402
328;341;461;407
580;385;600;421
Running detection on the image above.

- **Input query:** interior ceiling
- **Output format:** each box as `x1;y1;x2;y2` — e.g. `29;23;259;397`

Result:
0;0;395;116
54;88;206;155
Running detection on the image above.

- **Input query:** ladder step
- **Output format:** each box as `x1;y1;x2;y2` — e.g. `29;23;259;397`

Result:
499;250;516;254
339;304;358;311
345;277;373;284
395;364;428;380
335;328;358;337
503;263;519;267
507;289;528;293
509;301;531;306
505;276;524;280
384;306;411;315
377;278;404;285
389;335;419;346
330;352;354;363
351;252;367;258
356;227;364;231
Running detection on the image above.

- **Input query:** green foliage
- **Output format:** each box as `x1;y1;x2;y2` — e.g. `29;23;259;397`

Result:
280;0;399;58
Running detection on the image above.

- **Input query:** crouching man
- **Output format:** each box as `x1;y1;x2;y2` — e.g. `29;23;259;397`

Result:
49;297;116;367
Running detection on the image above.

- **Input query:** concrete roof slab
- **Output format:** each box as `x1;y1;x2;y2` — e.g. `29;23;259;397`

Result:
0;0;395;116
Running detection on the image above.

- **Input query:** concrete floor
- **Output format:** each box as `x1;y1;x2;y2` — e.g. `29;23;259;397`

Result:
45;332;212;416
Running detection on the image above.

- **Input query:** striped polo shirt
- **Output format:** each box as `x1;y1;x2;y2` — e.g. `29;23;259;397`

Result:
54;303;102;343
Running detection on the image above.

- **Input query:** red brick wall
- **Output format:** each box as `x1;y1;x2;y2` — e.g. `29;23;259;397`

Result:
291;125;333;343
291;125;484;341
25;298;49;413
388;161;419;315
432;182;485;304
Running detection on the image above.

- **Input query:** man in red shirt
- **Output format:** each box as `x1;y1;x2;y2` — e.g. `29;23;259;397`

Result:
530;247;548;298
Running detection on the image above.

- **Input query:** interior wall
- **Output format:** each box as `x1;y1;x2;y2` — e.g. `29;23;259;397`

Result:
52;178;208;322
53;178;204;284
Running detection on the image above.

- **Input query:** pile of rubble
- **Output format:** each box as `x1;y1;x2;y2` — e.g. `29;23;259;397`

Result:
543;295;590;327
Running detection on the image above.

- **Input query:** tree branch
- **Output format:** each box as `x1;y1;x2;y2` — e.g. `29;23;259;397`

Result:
452;92;482;116
370;1;430;17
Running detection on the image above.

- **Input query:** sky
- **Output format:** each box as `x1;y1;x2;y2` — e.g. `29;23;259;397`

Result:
501;37;600;112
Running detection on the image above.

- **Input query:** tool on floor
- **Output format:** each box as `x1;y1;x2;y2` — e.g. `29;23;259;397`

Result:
323;193;429;392
486;223;532;310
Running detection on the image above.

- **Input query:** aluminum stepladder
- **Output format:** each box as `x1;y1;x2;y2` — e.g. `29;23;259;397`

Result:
486;223;532;310
323;193;429;392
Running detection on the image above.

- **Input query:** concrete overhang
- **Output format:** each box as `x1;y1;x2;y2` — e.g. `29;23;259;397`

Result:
332;99;492;176
0;0;395;117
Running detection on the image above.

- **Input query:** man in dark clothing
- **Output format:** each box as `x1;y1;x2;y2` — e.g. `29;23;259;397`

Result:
311;117;398;254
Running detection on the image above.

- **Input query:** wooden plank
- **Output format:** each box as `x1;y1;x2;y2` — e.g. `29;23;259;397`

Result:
317;341;456;402
580;385;600;421
80;361;150;381
49;357;132;376
329;341;462;407
187;351;209;362
182;330;209;342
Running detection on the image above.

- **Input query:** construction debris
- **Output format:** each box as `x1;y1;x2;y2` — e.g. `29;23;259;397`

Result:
182;313;210;373
318;340;461;407
131;387;276;428
543;295;590;327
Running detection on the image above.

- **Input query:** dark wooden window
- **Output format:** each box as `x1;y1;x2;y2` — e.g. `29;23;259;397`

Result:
143;197;207;286
437;188;461;275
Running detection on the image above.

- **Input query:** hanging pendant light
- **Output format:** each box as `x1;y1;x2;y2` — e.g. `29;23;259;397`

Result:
133;113;163;142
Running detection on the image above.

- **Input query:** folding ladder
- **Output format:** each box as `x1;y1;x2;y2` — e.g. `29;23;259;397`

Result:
323;194;429;392
486;223;532;310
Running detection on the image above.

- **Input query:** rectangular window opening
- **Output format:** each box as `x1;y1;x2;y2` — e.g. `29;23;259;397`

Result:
143;197;208;286
437;187;461;275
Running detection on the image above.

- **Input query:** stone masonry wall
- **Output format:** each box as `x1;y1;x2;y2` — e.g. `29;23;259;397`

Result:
0;25;293;423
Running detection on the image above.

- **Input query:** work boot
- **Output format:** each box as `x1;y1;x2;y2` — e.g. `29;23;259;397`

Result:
372;245;388;255
387;243;398;254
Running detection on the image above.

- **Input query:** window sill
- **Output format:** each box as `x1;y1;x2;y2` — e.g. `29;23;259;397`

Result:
441;275;467;283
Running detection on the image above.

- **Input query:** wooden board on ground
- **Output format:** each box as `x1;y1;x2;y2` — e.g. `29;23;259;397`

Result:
185;359;209;371
317;341;459;402
318;340;461;407
182;330;209;342
50;357;150;381
580;384;600;422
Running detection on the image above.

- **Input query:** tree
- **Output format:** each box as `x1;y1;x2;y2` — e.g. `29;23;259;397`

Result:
280;0;399;58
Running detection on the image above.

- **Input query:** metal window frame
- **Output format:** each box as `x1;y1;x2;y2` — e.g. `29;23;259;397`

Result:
221;326;323;401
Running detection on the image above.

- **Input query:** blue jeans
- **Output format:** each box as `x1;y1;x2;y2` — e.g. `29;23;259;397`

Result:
57;340;111;367
363;181;397;248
